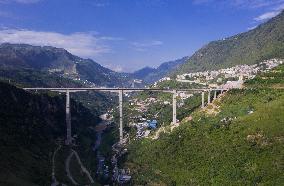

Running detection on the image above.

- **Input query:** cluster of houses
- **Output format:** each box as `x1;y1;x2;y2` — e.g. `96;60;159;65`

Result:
98;58;283;184
134;120;158;138
173;59;283;89
129;97;159;112
111;135;131;184
126;58;284;139
153;77;171;87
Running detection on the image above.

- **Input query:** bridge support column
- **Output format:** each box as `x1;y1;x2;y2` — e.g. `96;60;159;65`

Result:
119;90;123;143
131;82;135;88
208;90;211;104
202;92;205;108
172;90;177;125
214;91;217;100
66;90;72;145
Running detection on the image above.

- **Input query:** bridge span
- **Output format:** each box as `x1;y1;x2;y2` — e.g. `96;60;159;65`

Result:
24;87;227;145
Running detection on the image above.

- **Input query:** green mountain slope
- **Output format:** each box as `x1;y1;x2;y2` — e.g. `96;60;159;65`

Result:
0;82;99;185
125;65;284;185
0;43;131;87
0;67;114;117
133;57;188;83
175;11;284;75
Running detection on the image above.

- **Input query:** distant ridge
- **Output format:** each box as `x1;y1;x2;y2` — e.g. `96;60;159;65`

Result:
0;43;131;87
173;10;284;75
133;56;189;83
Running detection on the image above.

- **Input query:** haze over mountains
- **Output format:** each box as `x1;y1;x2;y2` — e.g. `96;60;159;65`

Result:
133;56;189;83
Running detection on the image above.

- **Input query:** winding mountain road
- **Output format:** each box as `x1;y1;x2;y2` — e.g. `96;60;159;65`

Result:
65;151;78;185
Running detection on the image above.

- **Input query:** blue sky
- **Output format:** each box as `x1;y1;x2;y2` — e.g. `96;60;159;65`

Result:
0;0;284;72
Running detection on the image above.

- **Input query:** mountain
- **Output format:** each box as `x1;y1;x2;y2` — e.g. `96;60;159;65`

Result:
174;11;284;75
0;82;99;185
0;43;131;87
133;56;188;83
125;64;284;185
132;67;156;79
0;67;115;116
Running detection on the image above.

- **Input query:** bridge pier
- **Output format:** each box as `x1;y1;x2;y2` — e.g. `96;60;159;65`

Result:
66;90;72;145
23;87;229;145
208;90;211;104
172;90;177;125
119;90;123;143
201;92;205;108
214;90;217;100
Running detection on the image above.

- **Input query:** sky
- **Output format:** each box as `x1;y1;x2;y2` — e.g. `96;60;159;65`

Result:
0;0;284;72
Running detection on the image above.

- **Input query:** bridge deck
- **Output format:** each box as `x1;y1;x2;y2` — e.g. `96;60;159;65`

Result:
23;87;227;92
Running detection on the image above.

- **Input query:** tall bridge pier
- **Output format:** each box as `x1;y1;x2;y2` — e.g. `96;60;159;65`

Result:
208;90;211;104
119;90;124;142
172;90;177;125
202;92;205;108
201;89;225;109
65;90;71;145
24;87;227;145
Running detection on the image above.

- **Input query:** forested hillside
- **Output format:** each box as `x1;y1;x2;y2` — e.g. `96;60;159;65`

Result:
175;11;284;75
0;82;99;185
0;67;115;116
0;43;131;87
125;65;284;185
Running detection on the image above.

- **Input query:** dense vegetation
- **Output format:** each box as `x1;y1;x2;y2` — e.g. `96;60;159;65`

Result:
0;46;119;185
0;43;132;87
0;82;99;185
0;67;115;116
124;65;284;185
246;64;284;88
174;11;284;75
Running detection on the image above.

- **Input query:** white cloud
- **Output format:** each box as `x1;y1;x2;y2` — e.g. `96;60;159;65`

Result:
0;29;114;58
104;64;124;72
131;40;163;51
247;25;258;30
254;10;281;21
99;36;124;41
254;3;284;21
193;0;284;22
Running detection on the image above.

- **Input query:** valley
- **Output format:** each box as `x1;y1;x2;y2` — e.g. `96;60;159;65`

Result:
0;8;284;186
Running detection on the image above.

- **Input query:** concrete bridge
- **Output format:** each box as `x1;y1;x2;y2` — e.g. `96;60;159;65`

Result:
24;87;227;145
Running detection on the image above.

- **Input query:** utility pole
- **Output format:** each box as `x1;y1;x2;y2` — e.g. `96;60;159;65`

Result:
66;90;72;145
172;90;177;125
119;90;123;143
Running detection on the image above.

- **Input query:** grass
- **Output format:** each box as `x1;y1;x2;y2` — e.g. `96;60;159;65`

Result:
124;66;284;185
